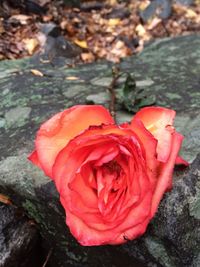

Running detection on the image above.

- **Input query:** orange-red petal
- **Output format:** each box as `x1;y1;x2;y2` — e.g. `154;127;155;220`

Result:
28;150;42;168
60;190;152;246
175;155;189;166
53;125;136;191
150;132;184;217
132;106;176;162
31;105;114;178
130;118;158;187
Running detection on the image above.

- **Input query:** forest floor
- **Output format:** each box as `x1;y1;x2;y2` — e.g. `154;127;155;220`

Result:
1;0;200;63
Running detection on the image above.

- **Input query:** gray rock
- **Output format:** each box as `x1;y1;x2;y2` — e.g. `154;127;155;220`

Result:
0;34;200;266
0;203;41;267
5;106;31;128
140;0;172;21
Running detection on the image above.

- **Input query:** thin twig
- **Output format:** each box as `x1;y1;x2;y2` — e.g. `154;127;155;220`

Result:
161;20;170;36
107;66;121;120
42;247;53;267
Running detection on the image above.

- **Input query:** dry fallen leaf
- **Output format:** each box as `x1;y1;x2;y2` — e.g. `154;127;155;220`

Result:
185;9;197;19
108;18;121;27
9;15;31;25
42;15;53;22
107;0;118;5
0;193;12;205
139;0;150;11
74;39;88;49
23;38;39;55
110;40;129;58
135;24;146;37
0;20;5;34
81;52;95;62
65;76;80;80
30;69;44;76
148;17;162;30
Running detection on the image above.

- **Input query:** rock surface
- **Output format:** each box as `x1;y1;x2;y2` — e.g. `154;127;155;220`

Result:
0;203;41;267
0;34;200;266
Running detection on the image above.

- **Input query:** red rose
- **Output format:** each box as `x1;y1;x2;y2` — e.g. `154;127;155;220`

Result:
28;105;188;246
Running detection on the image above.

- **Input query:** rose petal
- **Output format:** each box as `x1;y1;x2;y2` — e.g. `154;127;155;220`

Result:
54;140;116;192
29;105;114;178
111;217;150;245
53;125;137;190
130;118;158;187
116;190;151;232
61;199;119;246
133;106;176;162
60;190;152;246
28;150;41;168
54;126;153;243
176;155;189;166
118;157;151;220
151;132;184;217
69;173;98;210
